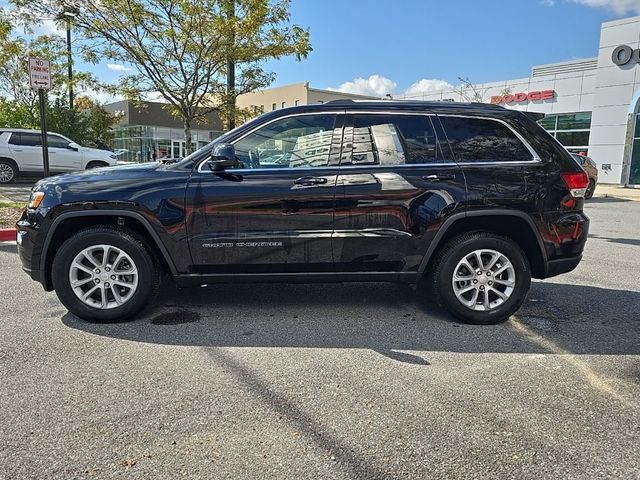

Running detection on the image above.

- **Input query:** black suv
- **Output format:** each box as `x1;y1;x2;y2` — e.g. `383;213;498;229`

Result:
16;101;590;324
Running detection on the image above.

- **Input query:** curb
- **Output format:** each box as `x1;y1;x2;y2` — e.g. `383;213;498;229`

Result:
0;228;17;242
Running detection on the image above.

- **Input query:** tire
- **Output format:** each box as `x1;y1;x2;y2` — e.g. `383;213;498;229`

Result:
429;232;531;325
52;226;161;322
0;159;18;184
585;179;596;200
86;161;109;169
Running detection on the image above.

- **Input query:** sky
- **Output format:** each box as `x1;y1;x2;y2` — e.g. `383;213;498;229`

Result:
6;0;640;101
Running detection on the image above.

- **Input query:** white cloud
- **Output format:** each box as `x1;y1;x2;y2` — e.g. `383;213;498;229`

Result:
80;88;123;105
106;63;132;72
329;74;455;98
405;78;454;95
32;19;64;36
570;0;640;14
330;74;396;97
540;0;556;6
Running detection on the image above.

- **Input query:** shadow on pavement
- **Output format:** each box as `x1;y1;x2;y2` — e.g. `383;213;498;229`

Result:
589;234;640;246
61;280;640;357
588;196;632;203
0;243;17;254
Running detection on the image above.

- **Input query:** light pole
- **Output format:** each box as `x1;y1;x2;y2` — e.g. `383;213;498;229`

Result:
60;10;75;110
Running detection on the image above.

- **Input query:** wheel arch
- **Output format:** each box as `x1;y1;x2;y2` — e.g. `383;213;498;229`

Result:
40;210;177;290
418;210;548;279
85;160;110;169
0;156;19;170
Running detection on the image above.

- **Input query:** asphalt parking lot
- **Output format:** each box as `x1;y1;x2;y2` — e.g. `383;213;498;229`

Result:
0;199;638;479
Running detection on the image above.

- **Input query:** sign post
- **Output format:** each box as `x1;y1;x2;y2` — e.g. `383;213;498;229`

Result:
29;58;52;177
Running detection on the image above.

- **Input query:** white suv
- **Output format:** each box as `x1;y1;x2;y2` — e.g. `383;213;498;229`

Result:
0;129;118;183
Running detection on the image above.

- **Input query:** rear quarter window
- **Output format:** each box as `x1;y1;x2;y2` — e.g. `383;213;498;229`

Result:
439;116;534;163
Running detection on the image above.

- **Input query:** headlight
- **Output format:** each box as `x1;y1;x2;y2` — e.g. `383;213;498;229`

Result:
28;191;45;209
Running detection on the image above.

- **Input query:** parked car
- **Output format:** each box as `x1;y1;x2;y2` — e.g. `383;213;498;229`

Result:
0;129;118;183
571;153;598;199
16;101;590;325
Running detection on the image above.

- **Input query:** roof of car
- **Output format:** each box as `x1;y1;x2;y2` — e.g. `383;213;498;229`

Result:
0;128;44;134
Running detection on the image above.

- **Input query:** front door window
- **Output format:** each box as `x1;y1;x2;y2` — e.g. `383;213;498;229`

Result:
232;114;341;169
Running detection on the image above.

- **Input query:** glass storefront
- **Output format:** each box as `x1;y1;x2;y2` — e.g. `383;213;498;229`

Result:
629;114;640;185
538;112;592;155
111;125;222;163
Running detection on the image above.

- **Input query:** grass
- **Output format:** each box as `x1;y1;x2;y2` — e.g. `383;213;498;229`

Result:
0;201;27;209
0;201;27;228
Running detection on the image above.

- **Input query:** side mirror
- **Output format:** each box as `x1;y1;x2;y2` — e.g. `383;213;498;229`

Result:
67;142;80;151
207;143;237;171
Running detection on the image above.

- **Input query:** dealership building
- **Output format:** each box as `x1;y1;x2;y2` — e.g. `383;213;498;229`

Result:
397;15;640;186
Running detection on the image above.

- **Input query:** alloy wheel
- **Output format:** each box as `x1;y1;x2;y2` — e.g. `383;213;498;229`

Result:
68;244;139;309
452;249;516;311
0;164;15;183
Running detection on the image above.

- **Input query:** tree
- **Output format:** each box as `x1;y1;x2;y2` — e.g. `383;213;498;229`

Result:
455;77;490;103
12;0;311;154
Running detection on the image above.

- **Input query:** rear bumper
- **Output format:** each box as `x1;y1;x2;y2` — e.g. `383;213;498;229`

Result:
544;255;582;278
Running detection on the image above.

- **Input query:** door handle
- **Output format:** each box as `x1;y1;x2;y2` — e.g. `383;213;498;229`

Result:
422;173;455;182
12;149;23;152
294;176;328;186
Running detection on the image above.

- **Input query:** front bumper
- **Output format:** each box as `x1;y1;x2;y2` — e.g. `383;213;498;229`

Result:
16;215;49;290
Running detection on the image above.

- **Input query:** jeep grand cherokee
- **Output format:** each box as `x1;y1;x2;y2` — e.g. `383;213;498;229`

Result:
16;101;589;325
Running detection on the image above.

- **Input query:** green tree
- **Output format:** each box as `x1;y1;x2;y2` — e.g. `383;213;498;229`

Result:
10;0;310;154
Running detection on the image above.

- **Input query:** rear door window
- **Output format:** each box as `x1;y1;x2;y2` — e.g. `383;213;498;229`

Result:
16;133;43;147
8;133;21;145
439;116;533;162
341;114;449;166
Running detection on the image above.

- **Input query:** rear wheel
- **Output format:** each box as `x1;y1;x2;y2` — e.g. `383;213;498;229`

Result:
0;159;18;183
429;232;531;325
52;227;160;322
585;179;596;200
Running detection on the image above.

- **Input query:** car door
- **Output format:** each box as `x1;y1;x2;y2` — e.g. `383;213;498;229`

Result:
333;112;466;274
185;112;344;274
47;134;82;171
7;132;43;172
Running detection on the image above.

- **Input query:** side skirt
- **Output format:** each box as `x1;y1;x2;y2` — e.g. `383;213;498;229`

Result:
174;271;419;287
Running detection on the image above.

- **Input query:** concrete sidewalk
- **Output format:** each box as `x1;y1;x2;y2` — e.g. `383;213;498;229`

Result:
594;184;640;201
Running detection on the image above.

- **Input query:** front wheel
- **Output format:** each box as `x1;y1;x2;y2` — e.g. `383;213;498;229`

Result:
429;233;531;325
52;227;160;322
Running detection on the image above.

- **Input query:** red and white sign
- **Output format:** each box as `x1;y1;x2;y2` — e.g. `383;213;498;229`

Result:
28;57;52;90
490;90;555;105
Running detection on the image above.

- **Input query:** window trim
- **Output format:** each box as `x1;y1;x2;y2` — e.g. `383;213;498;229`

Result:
197;110;541;174
437;113;541;163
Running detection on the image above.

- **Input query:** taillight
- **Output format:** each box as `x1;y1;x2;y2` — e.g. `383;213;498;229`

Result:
561;171;589;198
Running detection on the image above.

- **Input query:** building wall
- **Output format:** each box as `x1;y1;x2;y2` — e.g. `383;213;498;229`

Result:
105;100;223;131
236;83;310;112
236;82;378;114
306;88;376;104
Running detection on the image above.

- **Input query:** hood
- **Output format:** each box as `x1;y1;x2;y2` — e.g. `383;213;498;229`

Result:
35;162;189;207
81;146;116;158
